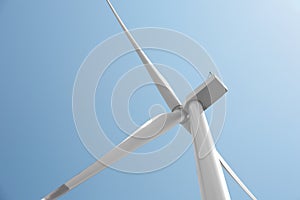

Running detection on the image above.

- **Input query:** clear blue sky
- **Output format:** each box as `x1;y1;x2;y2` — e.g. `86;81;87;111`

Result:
1;0;300;199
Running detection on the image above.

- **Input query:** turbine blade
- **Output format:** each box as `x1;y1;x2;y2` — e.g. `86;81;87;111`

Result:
42;110;184;200
217;152;257;200
106;0;181;110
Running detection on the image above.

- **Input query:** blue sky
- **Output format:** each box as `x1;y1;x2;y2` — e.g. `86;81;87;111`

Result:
1;0;300;199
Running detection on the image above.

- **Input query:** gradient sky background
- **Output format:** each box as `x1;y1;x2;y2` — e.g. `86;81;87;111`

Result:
1;0;300;199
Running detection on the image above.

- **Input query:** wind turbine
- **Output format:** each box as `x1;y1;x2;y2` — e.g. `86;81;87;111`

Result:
42;1;257;200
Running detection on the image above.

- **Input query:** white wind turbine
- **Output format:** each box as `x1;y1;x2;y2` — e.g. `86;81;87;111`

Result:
42;1;257;200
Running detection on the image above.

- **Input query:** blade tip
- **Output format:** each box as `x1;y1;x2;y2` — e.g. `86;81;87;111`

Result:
42;184;70;200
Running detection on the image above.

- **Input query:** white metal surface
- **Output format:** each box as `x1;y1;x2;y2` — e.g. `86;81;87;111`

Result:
42;110;185;200
184;74;228;111
182;74;228;132
106;0;181;110
188;101;231;200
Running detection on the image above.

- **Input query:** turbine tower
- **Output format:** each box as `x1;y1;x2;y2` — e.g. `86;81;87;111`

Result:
42;1;256;199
